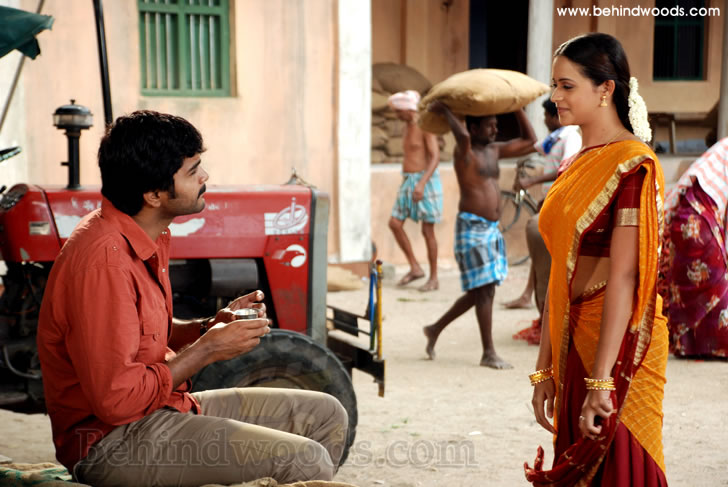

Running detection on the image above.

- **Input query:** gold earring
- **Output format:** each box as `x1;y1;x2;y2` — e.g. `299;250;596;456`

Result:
600;95;608;107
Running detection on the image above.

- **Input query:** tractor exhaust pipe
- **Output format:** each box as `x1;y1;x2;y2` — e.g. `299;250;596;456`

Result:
53;100;93;190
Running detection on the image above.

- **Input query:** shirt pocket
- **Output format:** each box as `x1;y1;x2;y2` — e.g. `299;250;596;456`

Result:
138;297;169;360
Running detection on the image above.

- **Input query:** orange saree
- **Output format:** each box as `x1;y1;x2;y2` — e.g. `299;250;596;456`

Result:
524;140;669;486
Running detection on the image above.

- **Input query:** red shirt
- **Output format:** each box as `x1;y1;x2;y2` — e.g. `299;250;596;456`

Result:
37;198;200;470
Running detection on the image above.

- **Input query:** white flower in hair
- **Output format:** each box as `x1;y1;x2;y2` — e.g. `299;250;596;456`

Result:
628;77;652;143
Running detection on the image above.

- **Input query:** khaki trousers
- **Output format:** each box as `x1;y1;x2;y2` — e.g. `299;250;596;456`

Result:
526;213;551;314
74;388;348;487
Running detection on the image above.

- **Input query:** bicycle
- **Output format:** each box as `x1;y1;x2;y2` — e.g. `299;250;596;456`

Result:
499;157;540;266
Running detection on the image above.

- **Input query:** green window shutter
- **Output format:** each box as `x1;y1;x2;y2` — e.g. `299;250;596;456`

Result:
653;0;705;81
138;0;230;96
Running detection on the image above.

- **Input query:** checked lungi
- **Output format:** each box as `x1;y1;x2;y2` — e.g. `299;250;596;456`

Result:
454;212;507;291
391;169;443;223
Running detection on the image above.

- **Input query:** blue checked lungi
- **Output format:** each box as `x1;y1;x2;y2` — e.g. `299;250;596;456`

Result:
391;169;443;223
454;212;508;291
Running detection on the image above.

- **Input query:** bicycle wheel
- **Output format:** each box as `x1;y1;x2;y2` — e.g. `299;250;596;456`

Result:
499;191;538;266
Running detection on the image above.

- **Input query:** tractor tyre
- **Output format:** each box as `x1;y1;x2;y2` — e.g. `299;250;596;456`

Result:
190;329;357;465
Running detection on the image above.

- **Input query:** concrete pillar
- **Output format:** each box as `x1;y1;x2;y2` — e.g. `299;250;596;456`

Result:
526;0;554;141
717;1;728;140
336;0;372;262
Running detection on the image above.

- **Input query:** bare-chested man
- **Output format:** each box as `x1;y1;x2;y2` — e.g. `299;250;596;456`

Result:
387;90;442;292
423;101;536;368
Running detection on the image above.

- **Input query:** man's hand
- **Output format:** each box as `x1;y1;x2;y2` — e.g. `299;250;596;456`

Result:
427;100;448;115
210;290;267;327
200;317;271;363
516;175;534;191
413;183;425;202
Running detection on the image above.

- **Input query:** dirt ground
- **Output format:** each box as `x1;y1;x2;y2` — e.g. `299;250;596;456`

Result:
1;263;727;486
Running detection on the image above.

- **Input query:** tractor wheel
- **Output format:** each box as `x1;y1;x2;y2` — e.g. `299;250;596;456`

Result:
190;329;357;464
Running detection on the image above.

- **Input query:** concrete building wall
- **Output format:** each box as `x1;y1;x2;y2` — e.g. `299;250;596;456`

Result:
552;0;725;115
6;0;344;256
371;0;469;84
369;0;725;267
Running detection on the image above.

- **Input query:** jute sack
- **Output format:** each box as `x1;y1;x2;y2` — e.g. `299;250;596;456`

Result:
373;62;432;95
418;69;549;134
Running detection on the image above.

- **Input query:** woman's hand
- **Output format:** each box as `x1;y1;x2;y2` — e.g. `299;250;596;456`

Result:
579;390;614;440
532;379;556;434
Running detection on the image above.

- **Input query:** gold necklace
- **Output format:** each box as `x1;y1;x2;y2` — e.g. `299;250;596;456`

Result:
595;129;627;156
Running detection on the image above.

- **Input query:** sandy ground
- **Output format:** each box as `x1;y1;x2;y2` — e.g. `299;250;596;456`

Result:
1;263;727;486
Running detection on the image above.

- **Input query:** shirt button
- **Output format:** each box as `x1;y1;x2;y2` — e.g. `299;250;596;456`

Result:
162;268;166;273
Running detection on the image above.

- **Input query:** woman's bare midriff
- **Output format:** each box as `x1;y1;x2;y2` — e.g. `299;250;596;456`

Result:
570;255;610;302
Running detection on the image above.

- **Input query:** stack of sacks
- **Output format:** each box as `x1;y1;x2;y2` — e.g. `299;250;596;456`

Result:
417;69;550;134
370;63;454;164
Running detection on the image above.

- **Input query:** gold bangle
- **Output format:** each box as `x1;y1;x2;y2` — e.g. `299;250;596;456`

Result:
584;377;616;391
529;366;553;386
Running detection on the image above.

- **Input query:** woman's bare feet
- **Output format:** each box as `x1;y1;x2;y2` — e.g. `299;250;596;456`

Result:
398;269;425;286
423;325;438;359
418;278;439;292
502;294;532;309
480;352;513;369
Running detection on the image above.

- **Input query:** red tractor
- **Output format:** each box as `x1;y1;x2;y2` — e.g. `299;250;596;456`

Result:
0;121;384;462
0;2;384;462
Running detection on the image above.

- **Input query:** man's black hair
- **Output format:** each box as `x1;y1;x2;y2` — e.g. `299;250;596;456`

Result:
542;99;558;117
98;110;205;216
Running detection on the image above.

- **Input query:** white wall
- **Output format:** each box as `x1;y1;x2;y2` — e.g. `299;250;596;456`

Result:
336;0;372;262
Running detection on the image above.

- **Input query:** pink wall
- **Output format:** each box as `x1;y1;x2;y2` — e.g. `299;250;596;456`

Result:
14;0;341;255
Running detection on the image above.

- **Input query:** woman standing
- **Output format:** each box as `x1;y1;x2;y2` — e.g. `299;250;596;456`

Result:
661;137;728;358
525;33;668;486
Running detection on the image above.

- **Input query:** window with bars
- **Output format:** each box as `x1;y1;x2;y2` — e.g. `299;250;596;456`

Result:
138;0;231;96
653;0;705;80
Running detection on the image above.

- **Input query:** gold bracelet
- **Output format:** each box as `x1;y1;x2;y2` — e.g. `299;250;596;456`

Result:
584;377;616;391
529;366;553;386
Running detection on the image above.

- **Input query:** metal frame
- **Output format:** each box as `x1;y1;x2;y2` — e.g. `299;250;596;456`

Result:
138;0;230;97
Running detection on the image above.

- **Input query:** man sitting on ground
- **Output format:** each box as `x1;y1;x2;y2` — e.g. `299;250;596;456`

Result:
37;111;348;487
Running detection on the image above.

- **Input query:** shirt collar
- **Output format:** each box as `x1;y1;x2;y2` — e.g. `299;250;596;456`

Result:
100;198;162;261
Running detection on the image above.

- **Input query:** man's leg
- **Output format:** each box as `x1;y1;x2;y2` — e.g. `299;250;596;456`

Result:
474;284;513;369
502;267;534;309
423;292;476;359
195;388;348;470
527;214;551;318
75;388;347;487
512;214;549;344
389;216;424;285
419;221;439;291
